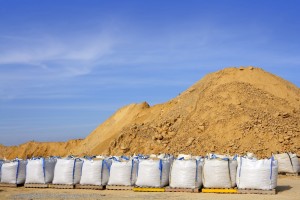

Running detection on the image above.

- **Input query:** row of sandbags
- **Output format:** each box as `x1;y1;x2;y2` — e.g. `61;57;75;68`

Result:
203;152;300;174
172;155;278;190
274;153;300;173
0;157;109;185
29;157;110;185
107;154;281;190
0;154;279;190
0;155;171;186
0;155;165;186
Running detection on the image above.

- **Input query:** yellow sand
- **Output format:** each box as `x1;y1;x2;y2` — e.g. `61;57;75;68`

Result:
1;67;299;159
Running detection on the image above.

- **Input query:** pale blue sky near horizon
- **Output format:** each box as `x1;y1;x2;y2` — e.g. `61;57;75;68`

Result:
0;0;300;146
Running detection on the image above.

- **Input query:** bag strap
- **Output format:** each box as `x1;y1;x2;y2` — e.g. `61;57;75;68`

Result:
202;161;206;186
72;159;76;185
0;162;2;178
101;160;104;186
195;159;199;188
136;159;140;178
130;159;134;184
80;160;84;180
169;160;174;185
16;160;20;184
227;159;232;187
286;153;294;172
121;155;129;160
269;157;274;189
159;159;163;186
238;157;242;186
42;158;46;183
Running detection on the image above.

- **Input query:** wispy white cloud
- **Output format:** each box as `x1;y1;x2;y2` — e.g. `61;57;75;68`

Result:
0;30;117;78
0;27;122;100
0;22;298;102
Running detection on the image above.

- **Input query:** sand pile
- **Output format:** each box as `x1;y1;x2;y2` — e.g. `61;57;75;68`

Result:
0;140;82;159
1;67;299;159
100;67;300;157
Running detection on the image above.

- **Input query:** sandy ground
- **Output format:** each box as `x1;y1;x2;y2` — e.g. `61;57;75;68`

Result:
0;176;299;200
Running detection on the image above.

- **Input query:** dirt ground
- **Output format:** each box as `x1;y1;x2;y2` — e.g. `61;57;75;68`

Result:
0;175;299;200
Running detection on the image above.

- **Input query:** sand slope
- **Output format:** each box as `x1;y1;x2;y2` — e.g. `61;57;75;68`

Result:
0;140;82;159
1;67;299;159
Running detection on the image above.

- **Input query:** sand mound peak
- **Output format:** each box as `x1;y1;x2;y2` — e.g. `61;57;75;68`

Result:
106;67;300;157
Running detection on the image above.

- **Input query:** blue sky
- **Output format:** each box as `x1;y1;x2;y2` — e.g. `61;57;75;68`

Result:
0;0;299;146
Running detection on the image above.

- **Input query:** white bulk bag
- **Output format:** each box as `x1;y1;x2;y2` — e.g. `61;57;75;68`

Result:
80;159;111;186
135;159;170;187
170;158;202;189
237;157;278;190
25;158;56;184
203;158;237;188
52;158;83;185
108;158;138;186
0;160;27;184
274;153;300;173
